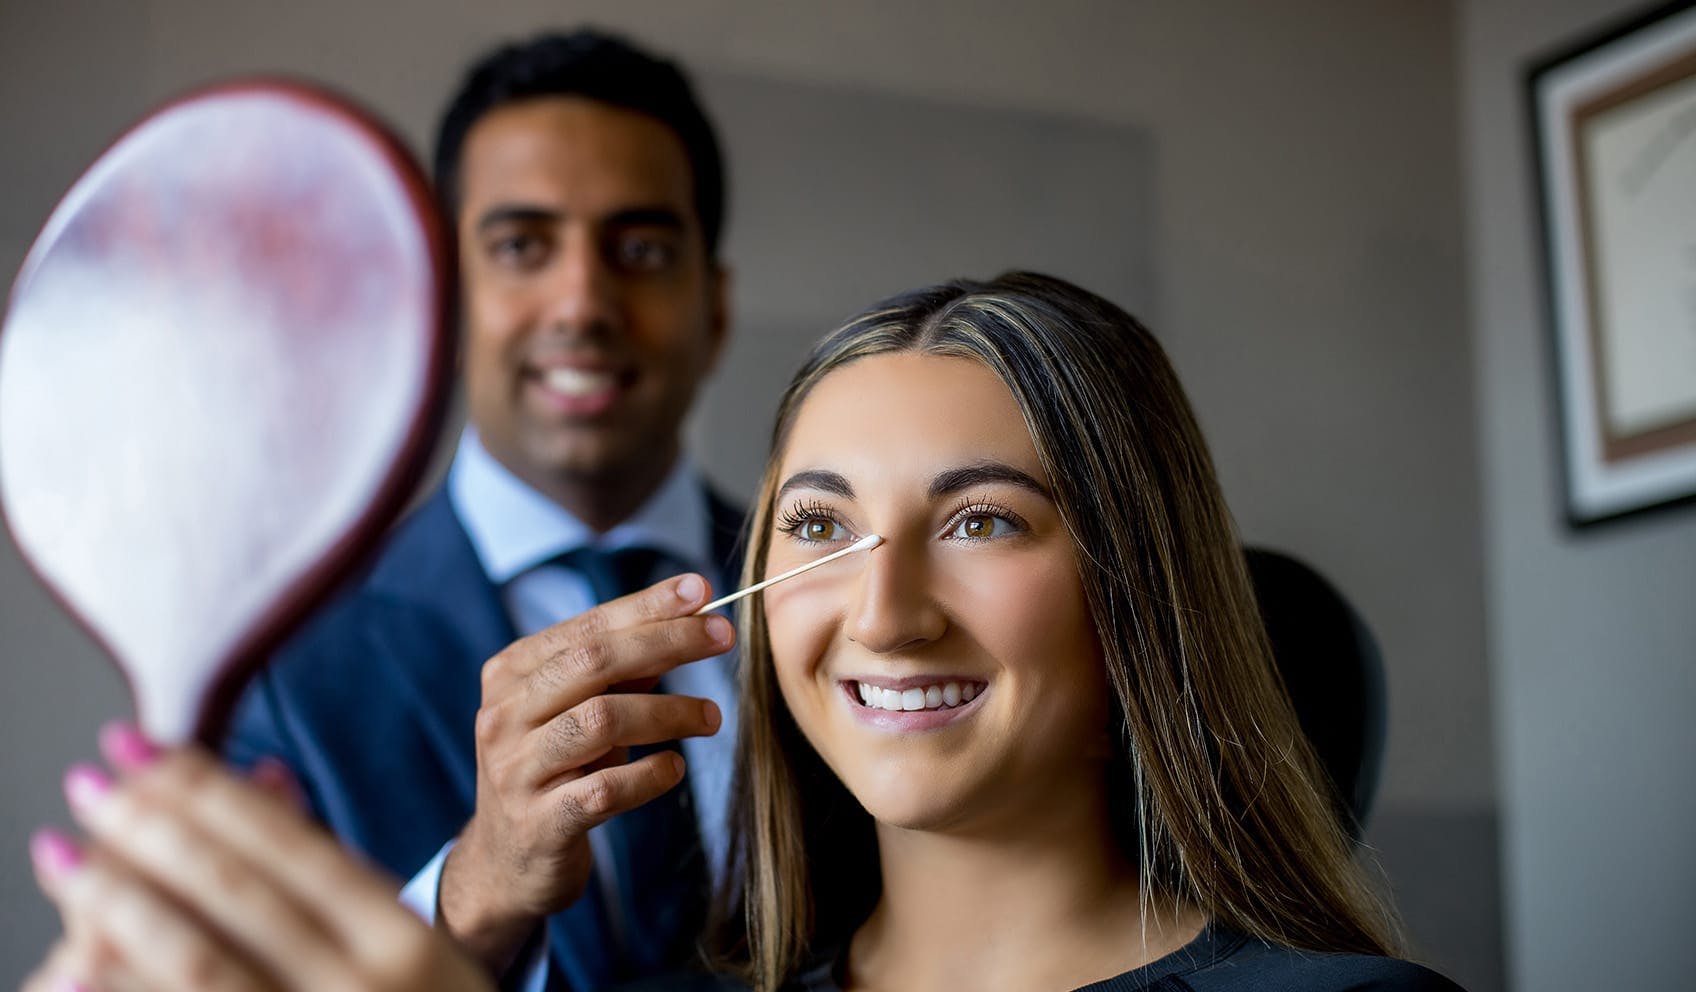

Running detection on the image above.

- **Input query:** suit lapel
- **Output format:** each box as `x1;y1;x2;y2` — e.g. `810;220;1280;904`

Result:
365;488;515;807
370;487;515;655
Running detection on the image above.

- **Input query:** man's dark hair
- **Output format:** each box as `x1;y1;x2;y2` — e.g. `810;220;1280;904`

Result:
433;29;727;259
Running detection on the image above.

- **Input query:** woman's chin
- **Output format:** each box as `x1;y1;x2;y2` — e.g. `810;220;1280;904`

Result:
853;783;979;835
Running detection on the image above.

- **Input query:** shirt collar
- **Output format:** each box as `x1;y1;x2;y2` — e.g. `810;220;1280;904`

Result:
447;428;713;584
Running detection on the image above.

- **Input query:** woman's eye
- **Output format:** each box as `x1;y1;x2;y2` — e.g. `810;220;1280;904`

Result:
776;500;853;544
949;513;1014;540
800;518;844;542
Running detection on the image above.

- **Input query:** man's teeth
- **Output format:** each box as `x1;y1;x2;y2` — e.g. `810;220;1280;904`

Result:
542;368;616;397
855;681;981;712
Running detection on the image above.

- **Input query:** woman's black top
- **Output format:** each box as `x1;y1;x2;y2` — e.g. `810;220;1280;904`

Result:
620;923;1467;991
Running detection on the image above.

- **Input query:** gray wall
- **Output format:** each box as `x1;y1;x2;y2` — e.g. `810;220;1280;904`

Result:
1460;1;1696;989
1;2;1499;988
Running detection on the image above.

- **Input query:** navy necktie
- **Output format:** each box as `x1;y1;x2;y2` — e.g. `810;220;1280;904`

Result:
564;546;665;613
548;546;709;988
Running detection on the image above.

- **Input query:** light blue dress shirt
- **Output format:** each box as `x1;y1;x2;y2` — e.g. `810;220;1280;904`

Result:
399;429;740;988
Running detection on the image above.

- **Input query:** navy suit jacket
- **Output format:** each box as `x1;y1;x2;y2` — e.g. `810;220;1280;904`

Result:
226;483;746;990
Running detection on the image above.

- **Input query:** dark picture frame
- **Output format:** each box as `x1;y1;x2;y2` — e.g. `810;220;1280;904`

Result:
1529;0;1696;526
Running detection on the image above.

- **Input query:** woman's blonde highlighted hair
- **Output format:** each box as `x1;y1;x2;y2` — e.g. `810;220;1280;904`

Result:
716;272;1399;990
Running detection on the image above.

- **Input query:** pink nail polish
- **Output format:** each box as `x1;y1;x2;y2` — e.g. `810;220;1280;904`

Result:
98;720;160;770
29;828;83;880
251;757;309;811
62;763;112;813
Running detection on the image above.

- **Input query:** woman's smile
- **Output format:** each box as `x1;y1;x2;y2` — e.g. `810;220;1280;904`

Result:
840;676;990;730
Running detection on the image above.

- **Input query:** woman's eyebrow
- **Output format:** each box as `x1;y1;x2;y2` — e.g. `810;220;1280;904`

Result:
928;461;1051;499
776;469;855;501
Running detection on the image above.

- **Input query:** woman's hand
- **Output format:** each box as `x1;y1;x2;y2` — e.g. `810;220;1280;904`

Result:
24;725;494;992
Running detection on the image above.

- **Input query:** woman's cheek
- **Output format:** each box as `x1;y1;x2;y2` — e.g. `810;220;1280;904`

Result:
762;557;859;643
762;571;847;694
941;551;1073;640
763;578;850;766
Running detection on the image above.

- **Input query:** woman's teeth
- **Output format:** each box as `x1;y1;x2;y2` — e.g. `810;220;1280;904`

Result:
855;681;981;712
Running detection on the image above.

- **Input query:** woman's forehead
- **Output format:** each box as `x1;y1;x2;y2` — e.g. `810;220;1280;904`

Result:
778;353;1043;485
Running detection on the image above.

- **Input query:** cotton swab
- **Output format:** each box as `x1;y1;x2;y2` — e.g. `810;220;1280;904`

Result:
694;534;883;615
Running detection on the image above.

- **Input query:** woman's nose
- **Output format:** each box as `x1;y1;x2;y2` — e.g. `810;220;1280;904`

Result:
845;535;947;654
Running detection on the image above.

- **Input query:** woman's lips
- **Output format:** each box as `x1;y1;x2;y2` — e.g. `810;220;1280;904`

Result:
839;677;989;731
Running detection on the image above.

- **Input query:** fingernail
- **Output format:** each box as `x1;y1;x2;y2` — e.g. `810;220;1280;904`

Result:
701;699;722;733
251;757;308;811
705;614;734;647
676;574;705;603
98;720;160;770
28;828;83;881
670;751;686;777
63;764;112;814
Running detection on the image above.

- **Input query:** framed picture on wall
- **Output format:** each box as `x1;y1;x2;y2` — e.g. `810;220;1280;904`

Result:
1529;0;1696;526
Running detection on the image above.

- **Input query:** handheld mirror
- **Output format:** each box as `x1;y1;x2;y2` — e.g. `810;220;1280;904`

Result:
0;80;452;745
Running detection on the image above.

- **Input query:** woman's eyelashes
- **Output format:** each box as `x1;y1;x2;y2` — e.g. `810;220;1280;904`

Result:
941;500;1029;542
776;499;857;545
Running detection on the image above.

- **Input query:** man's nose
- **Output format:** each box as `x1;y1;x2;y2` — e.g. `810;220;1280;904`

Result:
543;229;617;335
846;536;947;655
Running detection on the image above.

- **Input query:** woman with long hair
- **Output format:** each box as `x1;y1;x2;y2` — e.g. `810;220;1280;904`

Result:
27;273;1461;992
716;271;1446;991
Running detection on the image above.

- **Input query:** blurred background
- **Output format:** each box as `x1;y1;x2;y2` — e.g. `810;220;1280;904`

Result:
2;2;1691;990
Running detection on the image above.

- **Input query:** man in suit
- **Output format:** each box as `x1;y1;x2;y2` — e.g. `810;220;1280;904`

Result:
226;30;740;991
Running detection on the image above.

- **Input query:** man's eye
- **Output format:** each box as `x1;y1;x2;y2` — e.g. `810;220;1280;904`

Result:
949;513;1015;540
488;233;550;269
612;234;677;272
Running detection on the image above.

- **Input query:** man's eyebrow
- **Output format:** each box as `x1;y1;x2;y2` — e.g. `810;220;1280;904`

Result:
473;205;687;235
928;462;1051;499
474;205;559;234
776;469;855;501
604;206;686;230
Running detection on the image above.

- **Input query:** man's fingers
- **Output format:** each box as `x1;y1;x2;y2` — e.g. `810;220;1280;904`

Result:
548;751;688;838
486;573;723;686
584;572;713;632
523;694;722;787
509;611;734;722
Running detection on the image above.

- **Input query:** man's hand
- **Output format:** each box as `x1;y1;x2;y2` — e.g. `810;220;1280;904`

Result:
438;572;732;973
